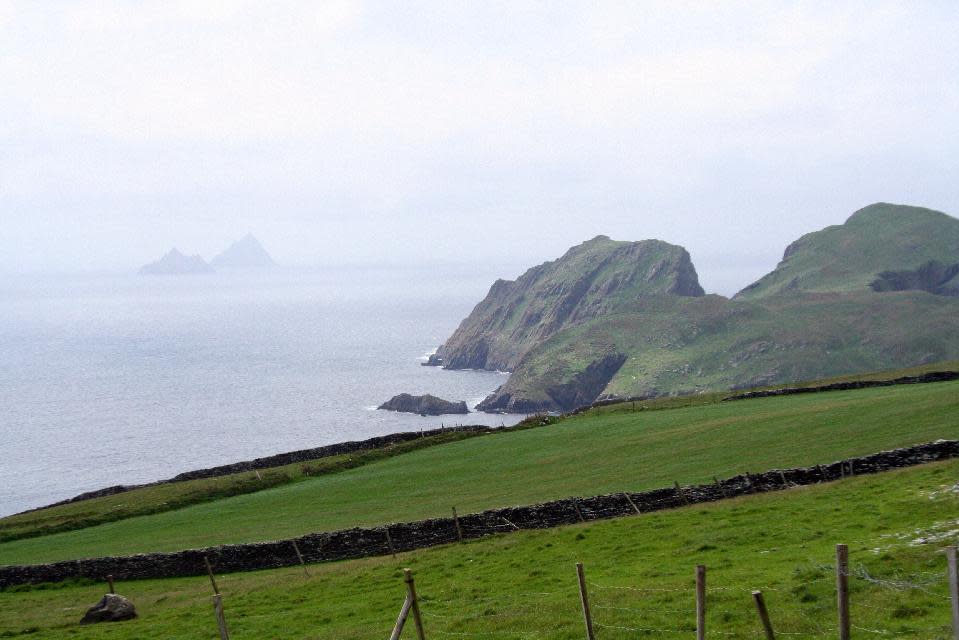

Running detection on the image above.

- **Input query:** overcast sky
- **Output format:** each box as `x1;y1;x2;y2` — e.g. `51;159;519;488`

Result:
1;1;957;294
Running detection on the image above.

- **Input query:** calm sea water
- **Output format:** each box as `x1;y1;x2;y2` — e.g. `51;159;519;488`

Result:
0;266;525;516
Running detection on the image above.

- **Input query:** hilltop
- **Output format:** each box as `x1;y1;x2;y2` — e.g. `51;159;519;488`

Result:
433;203;959;412
736;202;959;299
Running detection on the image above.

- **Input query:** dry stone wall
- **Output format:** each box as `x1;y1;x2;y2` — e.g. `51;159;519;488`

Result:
2;439;956;588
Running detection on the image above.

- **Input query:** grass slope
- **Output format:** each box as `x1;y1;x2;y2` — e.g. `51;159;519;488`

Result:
1;379;957;565
0;430;486;544
2;459;957;639
736;202;959;299
493;291;959;407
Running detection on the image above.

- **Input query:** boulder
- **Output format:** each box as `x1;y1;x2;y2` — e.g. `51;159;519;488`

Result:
378;393;469;415
80;594;137;624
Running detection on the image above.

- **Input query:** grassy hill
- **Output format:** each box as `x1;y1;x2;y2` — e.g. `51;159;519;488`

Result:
736;203;959;299
475;204;959;411
1;377;957;566
489;292;959;408
2;458;956;639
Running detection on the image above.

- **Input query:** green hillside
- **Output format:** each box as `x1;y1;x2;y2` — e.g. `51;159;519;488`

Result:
472;203;959;411
489;292;959;408
736;203;959;299
1;379;956;566
2;458;956;639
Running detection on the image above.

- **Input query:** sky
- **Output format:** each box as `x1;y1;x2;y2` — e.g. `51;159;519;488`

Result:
0;1;957;295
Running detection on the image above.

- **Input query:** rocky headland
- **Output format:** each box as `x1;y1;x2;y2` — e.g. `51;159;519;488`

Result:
429;203;959;413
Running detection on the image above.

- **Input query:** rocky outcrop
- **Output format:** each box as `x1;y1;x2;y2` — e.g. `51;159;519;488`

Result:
3;440;956;587
871;261;959;297
210;233;277;269
139;248;214;275
378;394;469;415
429;236;704;372
80;594;137;623
477;353;628;413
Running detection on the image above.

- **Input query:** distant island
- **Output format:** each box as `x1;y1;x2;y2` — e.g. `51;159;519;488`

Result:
138;249;214;275
138;235;277;275
210;234;277;269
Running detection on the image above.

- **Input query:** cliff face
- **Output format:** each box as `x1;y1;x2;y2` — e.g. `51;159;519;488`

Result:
427;236;704;372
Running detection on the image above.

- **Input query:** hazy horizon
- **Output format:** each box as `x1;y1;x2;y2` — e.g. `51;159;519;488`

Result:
2;2;957;296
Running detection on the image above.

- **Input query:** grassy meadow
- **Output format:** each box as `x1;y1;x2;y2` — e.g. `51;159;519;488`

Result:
1;458;957;639
1;379;957;565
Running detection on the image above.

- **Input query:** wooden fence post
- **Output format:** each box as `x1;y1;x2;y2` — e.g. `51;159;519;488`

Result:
204;556;220;595
389;595;413;640
574;500;585;523
291;540;310;577
675;481;689;505
386;526;396;557
106;575;115;594
836;544;850;640
696;565;706;640
212;594;230;640
575;563;595;640
451;507;463;542
752;590;775;640
404;569;426;640
623;492;641;515
947;546;959;640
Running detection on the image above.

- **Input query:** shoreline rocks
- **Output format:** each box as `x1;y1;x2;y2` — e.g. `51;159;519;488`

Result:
378;393;469;415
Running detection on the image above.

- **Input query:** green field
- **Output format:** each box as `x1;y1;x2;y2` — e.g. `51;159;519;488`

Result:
2;379;957;566
2;459;956;639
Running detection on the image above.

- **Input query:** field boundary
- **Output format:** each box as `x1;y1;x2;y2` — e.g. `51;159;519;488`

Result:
721;370;959;402
18;424;497;515
2;439;956;588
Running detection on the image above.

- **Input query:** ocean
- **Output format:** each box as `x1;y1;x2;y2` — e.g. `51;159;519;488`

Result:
0;266;526;516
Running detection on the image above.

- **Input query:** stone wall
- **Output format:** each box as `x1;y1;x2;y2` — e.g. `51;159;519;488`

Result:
2;439;956;588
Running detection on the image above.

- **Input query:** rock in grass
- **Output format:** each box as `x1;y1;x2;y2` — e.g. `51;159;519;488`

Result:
80;594;137;624
378;393;469;415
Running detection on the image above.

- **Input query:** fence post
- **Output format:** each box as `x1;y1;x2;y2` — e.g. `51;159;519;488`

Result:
752;590;775;640
947;546;959;640
836;544;850;640
452;507;463;542
204;556;220;595
106;575;115;594
675;481;689;505
291;540;310;577
574;500;585;522
212;594;230;640
404;569;426;640
696;565;706;640
575;563;595;640
386;526;396;558
389;594;413;640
